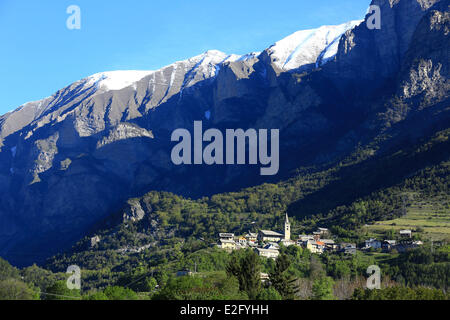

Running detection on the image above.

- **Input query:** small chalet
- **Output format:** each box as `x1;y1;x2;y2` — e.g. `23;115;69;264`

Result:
365;238;382;249
399;230;412;238
341;243;356;254
382;240;396;251
321;239;338;251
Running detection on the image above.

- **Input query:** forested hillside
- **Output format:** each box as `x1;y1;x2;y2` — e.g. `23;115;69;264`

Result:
39;126;449;292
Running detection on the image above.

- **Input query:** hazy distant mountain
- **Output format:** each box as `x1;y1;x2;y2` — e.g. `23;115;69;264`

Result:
0;0;448;266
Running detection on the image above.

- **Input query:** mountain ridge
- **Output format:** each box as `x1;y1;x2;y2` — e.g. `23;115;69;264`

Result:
0;20;362;127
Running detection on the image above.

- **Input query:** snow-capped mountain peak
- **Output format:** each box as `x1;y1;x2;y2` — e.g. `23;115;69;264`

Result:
268;20;363;71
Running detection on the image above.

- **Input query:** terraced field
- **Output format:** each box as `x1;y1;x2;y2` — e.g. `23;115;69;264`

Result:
364;193;450;241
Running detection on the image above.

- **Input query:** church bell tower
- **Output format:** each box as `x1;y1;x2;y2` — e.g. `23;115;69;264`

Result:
284;213;290;240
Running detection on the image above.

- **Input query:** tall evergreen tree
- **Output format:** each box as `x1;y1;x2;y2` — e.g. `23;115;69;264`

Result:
226;249;261;299
269;253;298;299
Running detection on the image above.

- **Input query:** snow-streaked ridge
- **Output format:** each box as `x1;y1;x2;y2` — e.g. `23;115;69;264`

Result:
81;50;254;93
5;20;362;116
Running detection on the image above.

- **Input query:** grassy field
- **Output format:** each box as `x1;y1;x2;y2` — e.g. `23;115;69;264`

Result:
363;193;450;241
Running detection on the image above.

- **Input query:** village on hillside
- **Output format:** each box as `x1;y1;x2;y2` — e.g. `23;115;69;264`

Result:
217;214;424;259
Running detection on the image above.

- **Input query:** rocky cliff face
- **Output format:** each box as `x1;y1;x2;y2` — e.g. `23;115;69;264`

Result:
0;0;448;266
327;0;443;94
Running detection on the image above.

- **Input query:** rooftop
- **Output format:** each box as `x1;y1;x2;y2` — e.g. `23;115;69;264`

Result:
219;233;235;238
220;239;235;244
259;230;284;237
256;248;279;253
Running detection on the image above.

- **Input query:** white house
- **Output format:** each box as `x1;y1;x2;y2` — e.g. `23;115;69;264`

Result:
237;236;247;246
219;238;236;251
255;248;279;259
306;240;325;254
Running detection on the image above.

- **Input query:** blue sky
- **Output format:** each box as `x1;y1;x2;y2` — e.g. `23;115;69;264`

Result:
0;0;369;115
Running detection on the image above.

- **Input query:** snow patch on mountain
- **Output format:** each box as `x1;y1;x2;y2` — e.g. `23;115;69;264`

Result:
172;50;253;93
86;70;155;91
